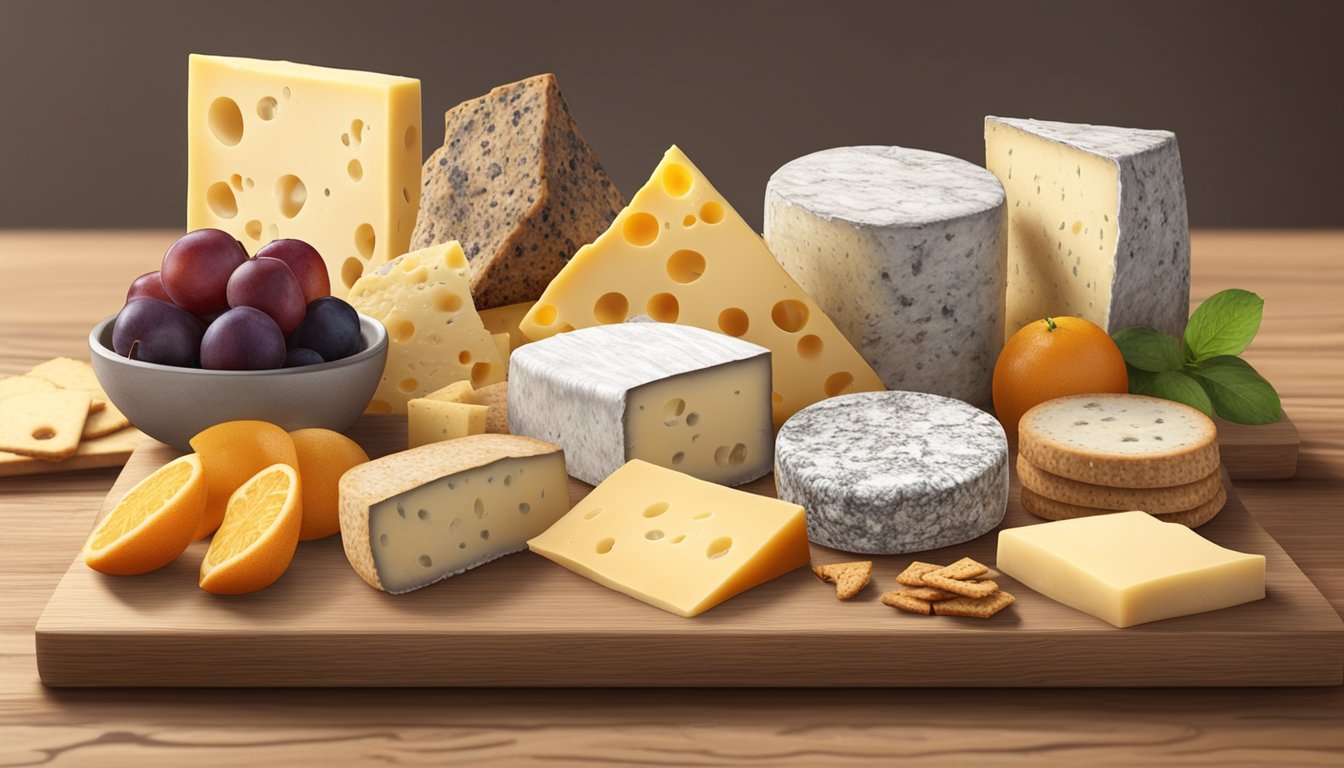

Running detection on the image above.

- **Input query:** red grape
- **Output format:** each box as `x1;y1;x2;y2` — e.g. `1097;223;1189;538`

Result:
200;307;287;370
284;348;325;367
161;229;249;315
226;257;307;335
286;297;362;361
112;298;205;367
126;271;172;303
256;239;330;303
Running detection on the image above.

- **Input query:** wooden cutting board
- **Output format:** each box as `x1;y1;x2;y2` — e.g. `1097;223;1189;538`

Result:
35;415;1341;688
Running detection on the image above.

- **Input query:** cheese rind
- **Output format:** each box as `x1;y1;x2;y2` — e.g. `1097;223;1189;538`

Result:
765;146;1007;409
187;55;421;296
775;391;1008;554
985;116;1190;339
996;511;1265;627
338;434;569;594
527;459;810;617
509;322;773;486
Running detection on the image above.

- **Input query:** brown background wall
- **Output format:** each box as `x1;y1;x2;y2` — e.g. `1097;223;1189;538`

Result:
1;0;1340;231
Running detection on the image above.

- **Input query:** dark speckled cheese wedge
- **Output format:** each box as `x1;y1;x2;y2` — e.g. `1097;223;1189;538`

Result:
412;74;626;310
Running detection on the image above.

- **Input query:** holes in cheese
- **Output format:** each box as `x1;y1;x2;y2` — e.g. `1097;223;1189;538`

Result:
208;97;243;146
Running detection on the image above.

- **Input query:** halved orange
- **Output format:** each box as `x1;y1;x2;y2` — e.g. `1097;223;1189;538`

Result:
83;454;205;575
289;428;369;541
199;463;302;595
189;420;298;541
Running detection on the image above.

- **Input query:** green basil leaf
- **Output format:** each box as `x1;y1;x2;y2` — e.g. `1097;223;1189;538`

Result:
1184;289;1264;362
1126;365;1154;392
1187;356;1282;424
1113;326;1183;372
1132;369;1214;416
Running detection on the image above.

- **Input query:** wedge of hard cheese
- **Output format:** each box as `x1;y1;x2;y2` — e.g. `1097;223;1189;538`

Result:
339;434;569;594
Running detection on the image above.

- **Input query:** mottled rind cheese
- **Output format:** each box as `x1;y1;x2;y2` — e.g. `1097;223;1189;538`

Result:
765;146;1006;410
985;116;1190;340
187;54;421;297
509;322;774;487
412;74;626;309
775;392;1008;554
520;145;885;428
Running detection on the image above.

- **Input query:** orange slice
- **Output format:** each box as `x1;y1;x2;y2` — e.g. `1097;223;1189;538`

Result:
189;420;298;541
199;463;302;595
289;428;369;541
82;454;205;575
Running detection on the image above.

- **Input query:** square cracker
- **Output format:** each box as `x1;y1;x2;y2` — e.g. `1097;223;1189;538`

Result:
922;572;1000;599
81;401;131;439
26;357;108;410
896;561;943;587
880;591;932;615
0;375;61;402
0;388;91;460
896;586;956;602
0;426;145;477
933;590;1016;619
928;557;989;581
812;560;872;600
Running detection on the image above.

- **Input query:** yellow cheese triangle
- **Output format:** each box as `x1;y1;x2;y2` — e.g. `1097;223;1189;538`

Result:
519;146;884;428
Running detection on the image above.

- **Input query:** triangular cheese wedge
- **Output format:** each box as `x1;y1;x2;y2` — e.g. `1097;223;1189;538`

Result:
349;242;506;414
519;146;884;428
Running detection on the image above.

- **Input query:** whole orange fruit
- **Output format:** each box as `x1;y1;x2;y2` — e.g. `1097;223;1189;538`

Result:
992;316;1129;445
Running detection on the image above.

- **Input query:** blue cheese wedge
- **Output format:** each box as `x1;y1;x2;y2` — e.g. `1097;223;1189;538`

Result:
764;146;1007;410
776;391;1008;554
508;322;773;487
985;116;1190;340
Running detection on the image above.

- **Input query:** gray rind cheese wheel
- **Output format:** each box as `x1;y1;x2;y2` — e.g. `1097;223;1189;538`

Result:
1016;455;1223;514
1018;394;1219;488
1020;484;1227;529
775;391;1008;554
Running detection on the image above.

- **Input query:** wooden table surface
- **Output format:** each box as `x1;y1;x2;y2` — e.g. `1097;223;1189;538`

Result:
1;230;1341;766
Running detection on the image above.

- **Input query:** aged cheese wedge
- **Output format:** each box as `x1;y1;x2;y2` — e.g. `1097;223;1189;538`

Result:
187;54;421;296
339;434;570;594
996;511;1265;627
519;145;884;428
528;460;811;617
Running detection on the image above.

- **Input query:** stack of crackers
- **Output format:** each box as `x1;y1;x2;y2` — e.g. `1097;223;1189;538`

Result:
881;558;1016;618
0;357;145;477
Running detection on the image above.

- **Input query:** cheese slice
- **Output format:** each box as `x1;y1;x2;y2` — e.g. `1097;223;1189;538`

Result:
996;511;1265;628
518;146;884;428
479;301;536;352
187;54;421;296
339;434;570;594
348;242;506;414
509;322;774;486
407;380;509;447
985;116;1190;340
528;459;811;617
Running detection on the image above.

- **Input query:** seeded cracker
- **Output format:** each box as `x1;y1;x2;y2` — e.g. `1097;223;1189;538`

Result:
933;590;1016;619
896;561;943;586
928;557;989;581
881;591;932;615
922;573;1000;598
895;586;956;602
0;389;91;460
812;560;872;600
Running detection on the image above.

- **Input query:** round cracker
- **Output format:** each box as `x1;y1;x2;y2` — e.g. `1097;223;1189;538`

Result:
1019;483;1227;528
1016;454;1223;513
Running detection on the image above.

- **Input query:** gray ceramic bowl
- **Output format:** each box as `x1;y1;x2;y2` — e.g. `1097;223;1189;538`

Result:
89;313;388;451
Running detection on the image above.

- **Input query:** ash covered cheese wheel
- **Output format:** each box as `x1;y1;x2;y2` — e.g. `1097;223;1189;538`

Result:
764;146;1007;410
775;391;1008;554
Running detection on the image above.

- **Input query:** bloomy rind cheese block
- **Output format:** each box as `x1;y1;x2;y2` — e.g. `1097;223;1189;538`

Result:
764;146;1007;410
412;74;626;309
1020;483;1228;529
775;391;1008;554
1015;454;1223;514
519;145;885;429
1018;394;1219;488
527;459;811;617
996;510;1265;628
509;322;774;487
338;434;569;594
187;55;421;296
985;116;1190;340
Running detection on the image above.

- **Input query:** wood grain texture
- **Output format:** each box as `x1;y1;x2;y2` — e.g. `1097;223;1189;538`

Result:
3;230;1343;764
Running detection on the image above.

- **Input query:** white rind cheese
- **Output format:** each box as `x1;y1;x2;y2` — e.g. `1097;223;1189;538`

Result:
508;322;773;487
985;116;1190;339
764;146;1007;410
775;391;1008;554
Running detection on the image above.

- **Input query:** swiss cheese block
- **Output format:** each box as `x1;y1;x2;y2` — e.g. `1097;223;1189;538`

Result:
775;392;1008;554
764;146;1007;410
479;301;536;352
509;322;773;487
527;459;810;617
187;54;421;296
996;511;1265;627
985;116;1190;339
412;74;626;309
338;434;570;594
519;145;884;428
348;242;506;414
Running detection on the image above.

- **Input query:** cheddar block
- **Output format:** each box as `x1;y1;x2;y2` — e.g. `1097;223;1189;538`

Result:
996;511;1265;628
519;146;885;428
339;434;570;594
528;460;811;617
187;54;421;296
348;242;506;414
480;301;536;352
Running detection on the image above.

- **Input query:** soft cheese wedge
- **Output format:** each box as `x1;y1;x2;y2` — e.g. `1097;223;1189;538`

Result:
519;146;884;428
997;511;1265;628
528;460;811;617
339;434;570;594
